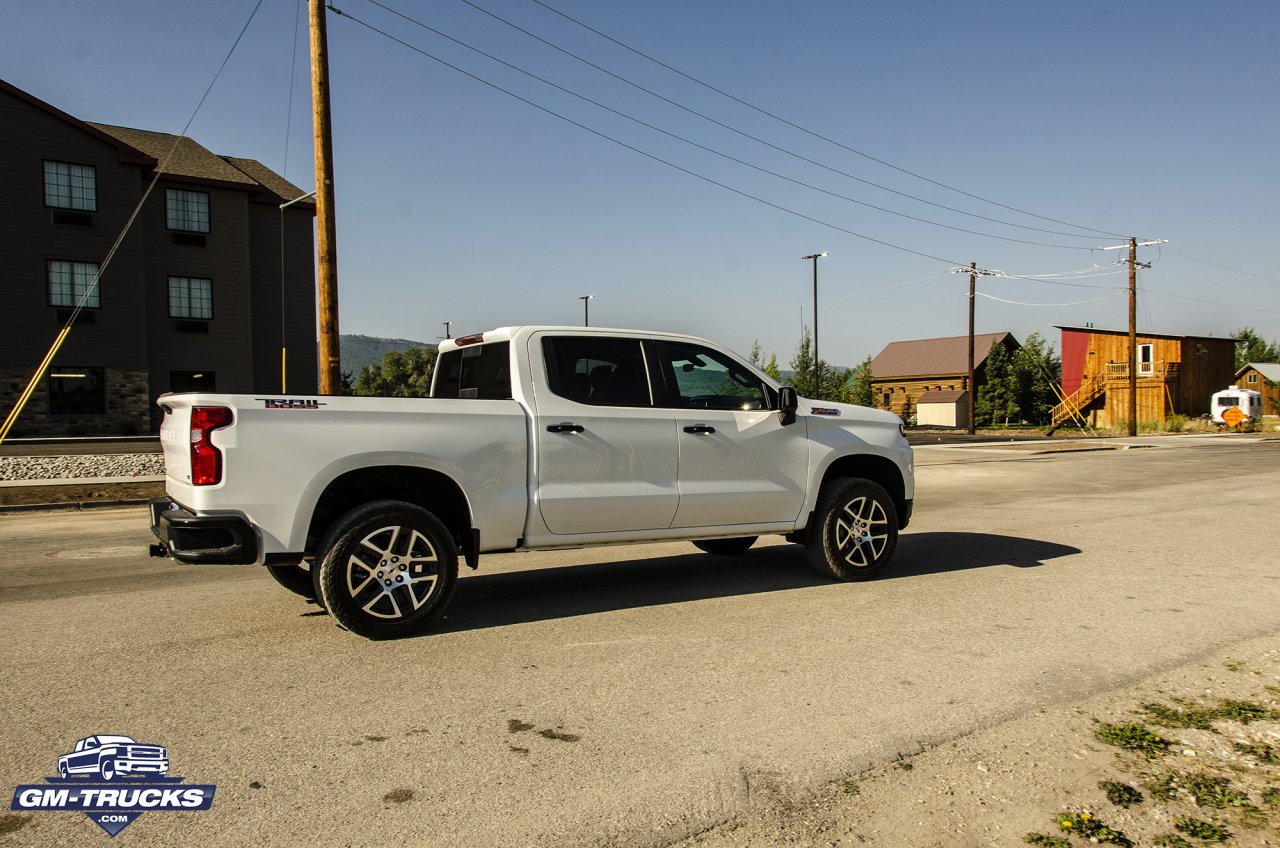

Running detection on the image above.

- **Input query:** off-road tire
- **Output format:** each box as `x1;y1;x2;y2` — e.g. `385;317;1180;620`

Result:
316;500;458;639
806;478;898;581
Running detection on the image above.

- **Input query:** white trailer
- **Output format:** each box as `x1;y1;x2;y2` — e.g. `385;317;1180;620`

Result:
1210;386;1263;424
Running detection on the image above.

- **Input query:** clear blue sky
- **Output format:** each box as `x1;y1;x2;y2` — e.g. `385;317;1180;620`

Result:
5;0;1278;368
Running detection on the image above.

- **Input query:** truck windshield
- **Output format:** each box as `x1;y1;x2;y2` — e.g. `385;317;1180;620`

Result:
433;342;512;399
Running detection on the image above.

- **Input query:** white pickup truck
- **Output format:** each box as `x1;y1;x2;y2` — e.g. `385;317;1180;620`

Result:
150;326;914;639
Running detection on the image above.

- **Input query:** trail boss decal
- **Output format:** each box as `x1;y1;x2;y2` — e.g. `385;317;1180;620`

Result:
256;398;326;409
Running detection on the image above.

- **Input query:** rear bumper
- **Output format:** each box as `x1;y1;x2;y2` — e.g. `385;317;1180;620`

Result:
149;498;258;564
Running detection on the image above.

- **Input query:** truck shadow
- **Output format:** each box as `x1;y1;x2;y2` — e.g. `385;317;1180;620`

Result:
431;531;1080;634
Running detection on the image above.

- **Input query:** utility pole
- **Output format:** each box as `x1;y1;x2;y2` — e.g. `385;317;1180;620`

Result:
310;0;341;394
578;295;594;326
968;261;976;435
1127;237;1137;436
1099;238;1165;436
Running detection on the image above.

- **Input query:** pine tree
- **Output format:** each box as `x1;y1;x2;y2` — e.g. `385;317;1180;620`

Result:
1009;332;1061;424
786;326;837;400
975;340;1018;426
1232;327;1280;370
848;355;875;407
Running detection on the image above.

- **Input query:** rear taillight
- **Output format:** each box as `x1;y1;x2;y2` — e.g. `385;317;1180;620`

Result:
190;406;233;486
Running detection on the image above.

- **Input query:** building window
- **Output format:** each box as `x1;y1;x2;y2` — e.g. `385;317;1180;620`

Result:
168;276;213;319
48;261;100;308
44;161;97;211
165;189;210;232
882;392;891;408
170;371;216;393
48;367;106;415
1247;373;1258;384
1138;343;1154;376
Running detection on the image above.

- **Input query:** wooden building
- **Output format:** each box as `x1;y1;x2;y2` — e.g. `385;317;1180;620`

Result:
1236;363;1280;415
869;332;1017;422
1051;327;1237;430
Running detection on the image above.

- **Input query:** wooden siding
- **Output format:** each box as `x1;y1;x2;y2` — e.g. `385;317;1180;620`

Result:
1238;367;1280;415
872;376;969;420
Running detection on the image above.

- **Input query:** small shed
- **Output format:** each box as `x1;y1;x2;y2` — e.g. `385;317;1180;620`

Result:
916;390;969;428
1236;363;1280;415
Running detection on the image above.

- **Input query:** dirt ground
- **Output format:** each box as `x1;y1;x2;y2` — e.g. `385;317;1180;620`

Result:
675;637;1280;848
0;481;165;508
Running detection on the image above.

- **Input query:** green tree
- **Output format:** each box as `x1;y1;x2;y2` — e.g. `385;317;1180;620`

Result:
748;339;782;381
786;326;839;400
1009;332;1061;424
975;340;1018;426
1232;327;1280;370
353;347;437;397
847;355;875;407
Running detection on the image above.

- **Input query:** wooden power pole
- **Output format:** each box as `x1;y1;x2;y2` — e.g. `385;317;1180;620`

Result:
967;261;976;435
1127;237;1137;437
310;0;341;394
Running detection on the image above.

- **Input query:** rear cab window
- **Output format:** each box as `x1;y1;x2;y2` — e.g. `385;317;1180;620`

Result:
432;341;512;399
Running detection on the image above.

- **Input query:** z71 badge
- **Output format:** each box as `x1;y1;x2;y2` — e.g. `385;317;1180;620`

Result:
255;398;326;410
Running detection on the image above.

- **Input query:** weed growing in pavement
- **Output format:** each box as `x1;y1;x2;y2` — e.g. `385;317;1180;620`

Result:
1145;772;1180;801
1099;780;1143;808
1151;834;1192;848
1263;787;1280;809
1182;773;1251;810
1141;701;1216;730
1095;722;1174;758
1173;816;1231;842
1233;740;1280;764
1055;810;1133;846
1022;833;1069;847
1140;697;1278;731
834;779;860;796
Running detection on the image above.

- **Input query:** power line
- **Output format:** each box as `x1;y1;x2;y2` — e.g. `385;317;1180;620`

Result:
527;0;1128;240
976;290;1123;308
434;0;1109;243
1161;248;1280;284
330;6;972;268
360;0;1093;250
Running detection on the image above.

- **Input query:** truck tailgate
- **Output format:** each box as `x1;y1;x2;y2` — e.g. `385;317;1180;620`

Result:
157;396;193;489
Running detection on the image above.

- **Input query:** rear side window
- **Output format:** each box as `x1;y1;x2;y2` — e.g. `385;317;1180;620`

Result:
433;342;512;399
542;337;651;407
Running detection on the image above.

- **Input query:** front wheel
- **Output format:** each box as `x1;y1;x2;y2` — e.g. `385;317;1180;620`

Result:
692;537;757;556
806;478;898;581
99;758;117;781
315;501;458;639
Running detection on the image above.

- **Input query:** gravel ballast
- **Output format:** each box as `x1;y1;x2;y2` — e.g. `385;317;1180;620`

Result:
0;453;165;482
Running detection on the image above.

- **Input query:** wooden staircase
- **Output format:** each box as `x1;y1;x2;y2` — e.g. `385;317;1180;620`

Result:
1048;373;1104;433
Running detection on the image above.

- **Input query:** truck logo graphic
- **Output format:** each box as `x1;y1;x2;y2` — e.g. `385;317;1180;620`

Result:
57;735;169;781
11;734;214;837
255;397;326;409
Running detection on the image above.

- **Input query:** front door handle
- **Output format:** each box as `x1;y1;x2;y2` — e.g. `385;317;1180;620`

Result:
547;423;585;434
683;424;716;434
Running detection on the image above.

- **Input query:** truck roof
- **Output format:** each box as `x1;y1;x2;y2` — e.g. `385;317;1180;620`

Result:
436;326;724;355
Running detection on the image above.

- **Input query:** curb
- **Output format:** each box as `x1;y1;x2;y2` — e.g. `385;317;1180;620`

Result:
0;498;153;514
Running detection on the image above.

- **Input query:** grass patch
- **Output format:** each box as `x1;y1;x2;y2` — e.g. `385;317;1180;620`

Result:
1182;773;1250;810
1173;817;1230;842
1262;787;1280;809
1099;780;1143;808
1141;701;1215;730
1140;697;1278;731
1214;698;1277;724
1233;741;1280;764
1023;834;1070;847
1152;835;1192;848
1145;772;1180;801
1056;811;1133;846
1095;722;1174;757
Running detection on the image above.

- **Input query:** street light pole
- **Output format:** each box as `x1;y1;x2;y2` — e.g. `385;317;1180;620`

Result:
802;253;827;397
578;295;594;327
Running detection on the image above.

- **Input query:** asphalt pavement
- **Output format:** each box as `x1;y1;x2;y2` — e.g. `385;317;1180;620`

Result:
1;435;1277;847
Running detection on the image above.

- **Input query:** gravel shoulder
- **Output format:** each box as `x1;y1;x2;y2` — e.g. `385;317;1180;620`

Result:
673;635;1280;847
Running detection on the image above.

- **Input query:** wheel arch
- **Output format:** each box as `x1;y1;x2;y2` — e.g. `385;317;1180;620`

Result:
306;466;475;558
816;453;908;528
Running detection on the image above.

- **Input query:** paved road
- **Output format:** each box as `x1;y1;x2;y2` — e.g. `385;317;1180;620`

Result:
1;435;1277;847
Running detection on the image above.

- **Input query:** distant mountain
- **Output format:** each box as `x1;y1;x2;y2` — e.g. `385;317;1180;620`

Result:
340;334;436;376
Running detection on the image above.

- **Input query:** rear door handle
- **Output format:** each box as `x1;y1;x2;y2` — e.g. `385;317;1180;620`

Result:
683;424;716;434
547;423;585;434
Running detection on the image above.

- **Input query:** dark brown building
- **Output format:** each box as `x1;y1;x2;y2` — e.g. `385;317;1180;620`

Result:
1052;326;1237;430
868;332;1018;421
0;78;316;436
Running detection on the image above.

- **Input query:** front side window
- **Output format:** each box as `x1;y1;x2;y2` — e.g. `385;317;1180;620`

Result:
165;188;210;232
47;260;100;308
657;342;769;410
168;276;213;319
44;161;97;210
542;337;650;407
48;367;105;414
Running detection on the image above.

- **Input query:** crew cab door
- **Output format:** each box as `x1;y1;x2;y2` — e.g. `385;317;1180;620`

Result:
652;340;808;528
531;333;679;534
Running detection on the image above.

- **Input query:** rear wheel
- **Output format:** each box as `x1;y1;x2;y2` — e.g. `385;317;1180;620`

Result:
806;478;898;581
692;537;758;556
316;500;458;639
266;562;315;598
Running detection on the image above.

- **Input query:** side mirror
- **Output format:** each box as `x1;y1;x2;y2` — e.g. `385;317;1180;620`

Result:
778;386;798;426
